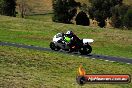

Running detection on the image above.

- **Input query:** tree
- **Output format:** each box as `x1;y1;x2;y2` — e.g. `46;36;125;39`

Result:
0;0;4;13
123;7;132;29
17;0;32;18
52;0;80;23
88;0;123;27
111;3;130;28
0;0;16;16
80;3;89;13
111;14;122;28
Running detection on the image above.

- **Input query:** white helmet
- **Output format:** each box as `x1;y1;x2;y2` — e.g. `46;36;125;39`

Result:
66;31;73;34
66;31;73;38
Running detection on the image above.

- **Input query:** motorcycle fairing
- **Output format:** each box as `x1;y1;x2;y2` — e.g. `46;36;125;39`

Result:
83;39;94;44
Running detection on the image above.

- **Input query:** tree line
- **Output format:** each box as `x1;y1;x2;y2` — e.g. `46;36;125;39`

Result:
0;0;16;17
0;0;32;18
0;0;131;29
52;0;132;29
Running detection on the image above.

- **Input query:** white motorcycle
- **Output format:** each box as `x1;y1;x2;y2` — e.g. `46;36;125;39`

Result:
50;33;94;55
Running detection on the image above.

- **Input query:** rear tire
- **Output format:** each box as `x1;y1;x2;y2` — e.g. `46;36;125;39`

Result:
79;44;92;55
50;42;60;51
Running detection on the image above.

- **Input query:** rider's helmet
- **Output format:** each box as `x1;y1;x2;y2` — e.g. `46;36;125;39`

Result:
66;31;73;38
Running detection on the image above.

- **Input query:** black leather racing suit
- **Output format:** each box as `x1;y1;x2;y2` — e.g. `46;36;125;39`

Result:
68;34;80;49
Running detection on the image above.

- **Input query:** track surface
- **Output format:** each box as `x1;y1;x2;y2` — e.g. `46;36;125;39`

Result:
0;42;132;64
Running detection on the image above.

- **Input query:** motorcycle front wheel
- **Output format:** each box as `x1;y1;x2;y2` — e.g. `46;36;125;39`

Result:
50;42;60;51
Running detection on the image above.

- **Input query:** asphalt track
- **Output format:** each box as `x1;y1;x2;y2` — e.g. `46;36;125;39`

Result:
0;41;132;64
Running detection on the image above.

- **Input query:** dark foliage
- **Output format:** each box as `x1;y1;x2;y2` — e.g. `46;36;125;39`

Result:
52;0;80;23
111;3;130;28
75;11;90;26
111;14;122;28
123;7;132;29
88;0;123;27
0;0;4;14
98;20;105;28
0;0;16;16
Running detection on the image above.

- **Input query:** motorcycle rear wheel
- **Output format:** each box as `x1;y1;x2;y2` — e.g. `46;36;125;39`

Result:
79;44;92;55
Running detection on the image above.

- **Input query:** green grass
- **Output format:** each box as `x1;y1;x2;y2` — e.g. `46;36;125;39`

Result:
0;46;132;88
25;14;53;22
0;15;132;58
0;1;131;88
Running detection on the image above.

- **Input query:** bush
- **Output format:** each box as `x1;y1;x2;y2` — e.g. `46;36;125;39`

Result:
75;11;90;26
98;20;106;28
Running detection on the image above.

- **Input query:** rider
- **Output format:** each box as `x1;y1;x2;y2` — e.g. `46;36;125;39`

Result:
64;30;80;49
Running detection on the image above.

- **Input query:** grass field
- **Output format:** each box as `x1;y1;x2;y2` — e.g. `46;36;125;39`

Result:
0;15;132;58
0;1;132;88
0;4;132;87
25;14;53;22
0;46;132;88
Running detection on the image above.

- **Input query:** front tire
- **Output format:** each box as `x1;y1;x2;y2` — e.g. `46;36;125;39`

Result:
50;42;60;51
79;44;92;55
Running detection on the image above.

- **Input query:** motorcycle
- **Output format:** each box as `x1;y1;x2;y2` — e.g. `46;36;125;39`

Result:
50;33;94;55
